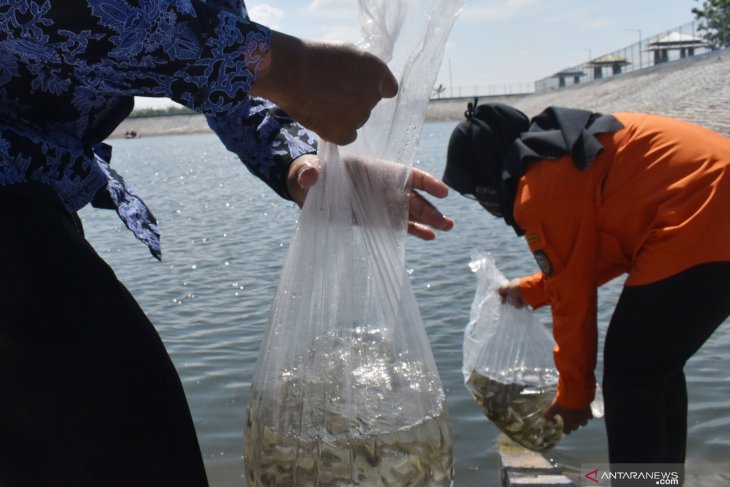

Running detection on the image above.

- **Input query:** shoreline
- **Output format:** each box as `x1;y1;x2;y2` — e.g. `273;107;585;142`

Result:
112;48;729;139
111;97;487;139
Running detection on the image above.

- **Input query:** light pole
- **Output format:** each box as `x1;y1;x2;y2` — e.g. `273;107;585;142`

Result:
626;28;642;69
585;48;596;80
449;57;453;98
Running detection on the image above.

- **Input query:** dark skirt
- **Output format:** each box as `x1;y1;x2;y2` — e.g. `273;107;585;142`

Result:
0;184;209;487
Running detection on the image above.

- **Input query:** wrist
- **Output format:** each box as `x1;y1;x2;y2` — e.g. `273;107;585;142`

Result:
249;30;302;105
519;272;549;309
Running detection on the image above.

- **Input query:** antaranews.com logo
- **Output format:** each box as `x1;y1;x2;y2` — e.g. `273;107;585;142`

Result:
580;464;681;486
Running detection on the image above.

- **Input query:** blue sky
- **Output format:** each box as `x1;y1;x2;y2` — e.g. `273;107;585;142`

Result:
136;0;699;109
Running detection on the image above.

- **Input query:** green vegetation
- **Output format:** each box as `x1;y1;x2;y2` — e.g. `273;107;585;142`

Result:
693;0;730;48
128;104;196;118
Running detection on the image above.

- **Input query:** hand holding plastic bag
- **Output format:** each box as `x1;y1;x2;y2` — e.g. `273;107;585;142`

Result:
244;143;454;486
463;251;564;452
244;1;465;485
286;154;454;240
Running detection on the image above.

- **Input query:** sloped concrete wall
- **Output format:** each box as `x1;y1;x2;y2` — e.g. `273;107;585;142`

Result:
427;48;730;137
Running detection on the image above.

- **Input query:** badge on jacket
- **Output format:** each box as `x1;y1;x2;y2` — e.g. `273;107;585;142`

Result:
533;250;553;276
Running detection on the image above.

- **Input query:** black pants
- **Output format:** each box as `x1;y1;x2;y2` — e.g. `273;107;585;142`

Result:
603;262;730;471
0;185;209;487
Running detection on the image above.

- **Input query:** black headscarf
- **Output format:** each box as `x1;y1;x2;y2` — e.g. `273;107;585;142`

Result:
444;102;624;235
443;101;530;216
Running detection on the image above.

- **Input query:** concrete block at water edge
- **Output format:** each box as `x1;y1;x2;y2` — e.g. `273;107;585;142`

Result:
497;434;576;487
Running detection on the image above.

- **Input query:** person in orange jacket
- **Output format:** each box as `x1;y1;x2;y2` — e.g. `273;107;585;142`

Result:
443;101;730;468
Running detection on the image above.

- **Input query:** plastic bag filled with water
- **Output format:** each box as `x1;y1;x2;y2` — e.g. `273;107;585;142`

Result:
462;251;564;452
244;1;464;485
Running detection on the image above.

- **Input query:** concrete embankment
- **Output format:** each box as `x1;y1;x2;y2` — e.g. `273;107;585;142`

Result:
113;47;729;140
427;47;730;137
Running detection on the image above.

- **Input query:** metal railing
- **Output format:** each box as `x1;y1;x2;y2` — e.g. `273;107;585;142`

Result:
431;82;535;99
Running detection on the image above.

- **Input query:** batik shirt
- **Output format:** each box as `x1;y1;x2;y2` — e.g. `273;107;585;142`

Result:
0;0;318;259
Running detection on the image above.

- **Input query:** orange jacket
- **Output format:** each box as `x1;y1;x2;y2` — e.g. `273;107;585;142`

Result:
515;112;730;409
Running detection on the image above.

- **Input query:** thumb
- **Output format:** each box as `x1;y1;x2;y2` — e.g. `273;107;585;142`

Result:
287;155;320;208
497;287;507;304
544;402;559;421
296;160;319;189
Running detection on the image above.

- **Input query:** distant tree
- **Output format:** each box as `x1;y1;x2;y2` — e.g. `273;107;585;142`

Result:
692;0;730;48
432;83;446;99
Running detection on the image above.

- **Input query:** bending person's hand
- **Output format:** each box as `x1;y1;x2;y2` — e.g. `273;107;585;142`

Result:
286;155;454;240
251;32;398;145
498;278;527;308
544;399;592;435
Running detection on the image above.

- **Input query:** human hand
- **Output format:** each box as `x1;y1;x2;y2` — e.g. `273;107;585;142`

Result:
406;166;455;240
544;399;592;435
498;278;527;308
251;31;398;145
286;155;454;240
287;154;319;207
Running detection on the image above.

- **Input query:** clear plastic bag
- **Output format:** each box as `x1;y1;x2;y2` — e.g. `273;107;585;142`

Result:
463;251;564;452
244;1;464;485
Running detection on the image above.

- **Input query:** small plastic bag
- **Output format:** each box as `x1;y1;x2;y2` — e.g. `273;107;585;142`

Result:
243;1;464;485
462;250;564;452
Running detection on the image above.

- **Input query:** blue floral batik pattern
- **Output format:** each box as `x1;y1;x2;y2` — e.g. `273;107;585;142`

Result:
208;98;318;200
0;0;317;259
